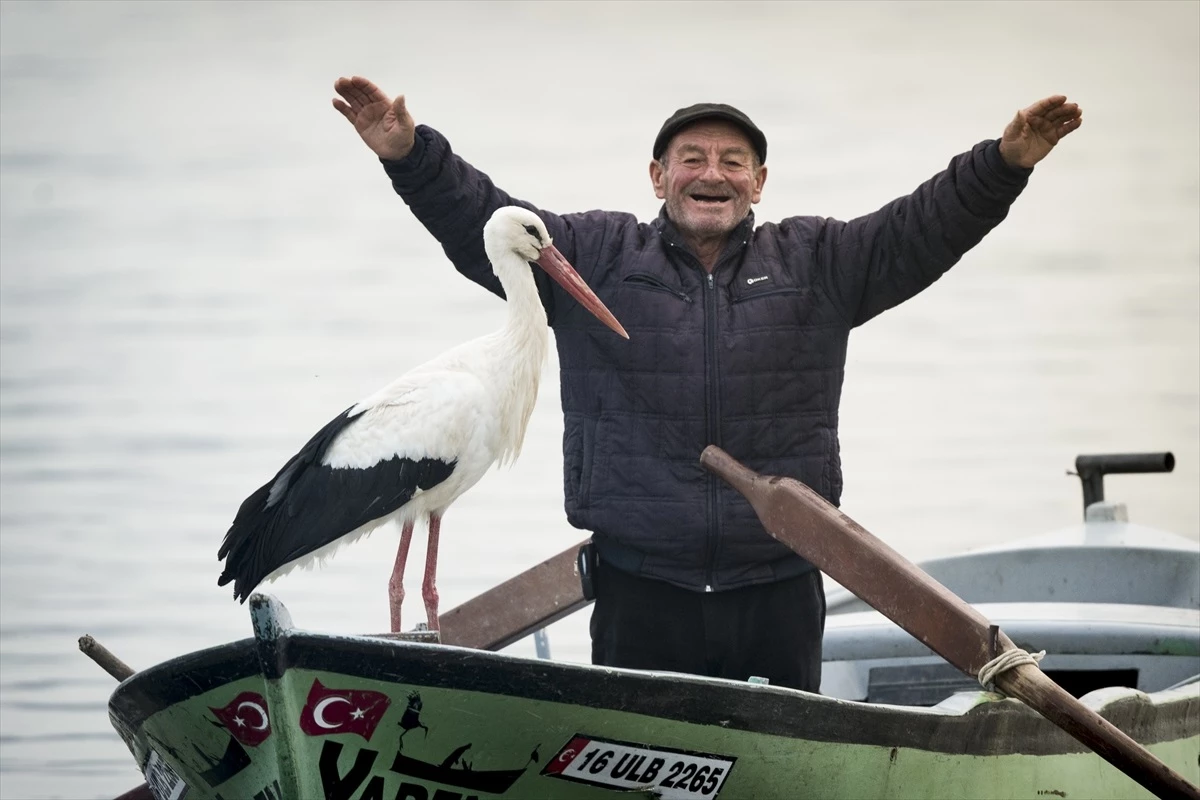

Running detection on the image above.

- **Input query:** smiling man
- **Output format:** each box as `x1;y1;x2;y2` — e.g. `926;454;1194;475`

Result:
649;104;768;270
333;77;1081;691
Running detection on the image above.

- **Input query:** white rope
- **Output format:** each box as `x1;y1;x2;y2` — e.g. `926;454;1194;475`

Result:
978;648;1046;691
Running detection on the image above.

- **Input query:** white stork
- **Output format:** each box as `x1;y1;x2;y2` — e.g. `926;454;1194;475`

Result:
217;206;627;632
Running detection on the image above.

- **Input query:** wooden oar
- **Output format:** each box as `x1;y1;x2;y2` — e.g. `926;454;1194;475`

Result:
78;636;155;800
699;445;1199;800
438;539;591;650
372;541;591;649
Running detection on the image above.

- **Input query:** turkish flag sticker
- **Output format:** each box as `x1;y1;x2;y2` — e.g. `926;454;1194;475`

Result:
209;691;272;747
542;735;591;775
298;679;392;741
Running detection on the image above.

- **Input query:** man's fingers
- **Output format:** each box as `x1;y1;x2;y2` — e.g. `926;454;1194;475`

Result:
1042;102;1081;123
393;94;408;120
332;98;355;122
1058;117;1083;137
350;75;390;105
333;78;365;112
1024;94;1068;117
333;75;389;112
343;84;377;111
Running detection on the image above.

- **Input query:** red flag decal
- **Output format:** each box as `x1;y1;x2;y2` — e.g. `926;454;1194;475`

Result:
209;691;272;748
542;735;592;775
299;679;391;741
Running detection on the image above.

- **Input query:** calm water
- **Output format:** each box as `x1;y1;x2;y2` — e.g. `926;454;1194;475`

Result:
1;1;1197;797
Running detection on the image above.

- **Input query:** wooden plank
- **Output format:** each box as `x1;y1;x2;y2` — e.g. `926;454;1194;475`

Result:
437;539;591;651
79;634;135;681
699;445;1200;800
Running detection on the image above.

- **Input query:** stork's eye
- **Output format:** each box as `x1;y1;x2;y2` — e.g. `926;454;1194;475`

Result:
523;221;547;244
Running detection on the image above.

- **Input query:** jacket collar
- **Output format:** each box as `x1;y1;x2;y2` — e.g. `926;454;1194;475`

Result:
654;206;755;243
654;206;755;269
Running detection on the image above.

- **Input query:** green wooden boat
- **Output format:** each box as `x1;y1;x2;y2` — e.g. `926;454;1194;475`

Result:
100;453;1199;799
109;596;1197;800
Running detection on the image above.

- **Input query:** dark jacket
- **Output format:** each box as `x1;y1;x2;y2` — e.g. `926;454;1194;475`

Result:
383;125;1031;592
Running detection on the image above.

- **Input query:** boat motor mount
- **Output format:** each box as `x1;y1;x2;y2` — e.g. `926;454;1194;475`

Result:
1071;452;1174;517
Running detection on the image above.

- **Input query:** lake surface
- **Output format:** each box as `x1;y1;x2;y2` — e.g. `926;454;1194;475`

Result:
1;1;1196;797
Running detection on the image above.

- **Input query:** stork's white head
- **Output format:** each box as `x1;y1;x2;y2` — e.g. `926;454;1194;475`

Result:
483;206;552;264
483;206;629;339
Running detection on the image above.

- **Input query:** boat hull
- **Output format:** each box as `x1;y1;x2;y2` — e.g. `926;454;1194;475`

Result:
109;599;1200;800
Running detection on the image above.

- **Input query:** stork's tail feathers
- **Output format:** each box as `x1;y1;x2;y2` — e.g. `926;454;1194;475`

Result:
217;481;275;603
216;407;361;602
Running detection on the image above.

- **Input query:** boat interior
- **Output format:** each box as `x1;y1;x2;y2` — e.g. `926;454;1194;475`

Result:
822;499;1200;705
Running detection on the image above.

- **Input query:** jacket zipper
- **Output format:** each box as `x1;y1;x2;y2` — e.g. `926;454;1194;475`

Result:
704;270;719;592
702;238;750;591
664;236;746;593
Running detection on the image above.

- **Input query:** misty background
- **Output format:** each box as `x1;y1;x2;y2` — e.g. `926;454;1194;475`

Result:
1;1;1197;797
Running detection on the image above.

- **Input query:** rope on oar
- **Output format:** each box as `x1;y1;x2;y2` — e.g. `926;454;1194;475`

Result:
979;647;1045;691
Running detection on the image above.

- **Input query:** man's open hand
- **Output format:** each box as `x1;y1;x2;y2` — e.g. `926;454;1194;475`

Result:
999;95;1082;169
333;76;415;162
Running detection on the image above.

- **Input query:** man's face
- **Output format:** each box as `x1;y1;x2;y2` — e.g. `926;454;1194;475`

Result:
650;119;767;242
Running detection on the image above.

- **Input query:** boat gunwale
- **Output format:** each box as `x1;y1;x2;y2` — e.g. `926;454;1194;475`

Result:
108;631;1200;759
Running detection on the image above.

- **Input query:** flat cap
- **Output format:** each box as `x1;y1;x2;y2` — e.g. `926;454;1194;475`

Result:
653;102;767;164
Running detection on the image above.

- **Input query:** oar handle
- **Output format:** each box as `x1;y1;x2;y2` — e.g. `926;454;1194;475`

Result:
700;445;1200;800
702;446;998;673
701;445;758;494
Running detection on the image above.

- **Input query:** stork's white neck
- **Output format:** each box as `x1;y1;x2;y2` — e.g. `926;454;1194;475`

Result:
487;250;549;465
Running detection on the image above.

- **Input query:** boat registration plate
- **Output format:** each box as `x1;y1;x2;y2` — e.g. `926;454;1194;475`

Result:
543;733;736;798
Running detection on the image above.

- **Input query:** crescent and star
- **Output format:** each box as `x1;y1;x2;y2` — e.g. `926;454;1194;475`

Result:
313;696;369;728
236;700;269;731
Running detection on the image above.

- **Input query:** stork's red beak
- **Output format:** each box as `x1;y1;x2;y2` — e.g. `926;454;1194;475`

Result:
536;244;629;340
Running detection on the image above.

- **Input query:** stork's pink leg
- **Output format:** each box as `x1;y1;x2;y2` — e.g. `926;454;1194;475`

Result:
422;514;442;631
389;520;415;633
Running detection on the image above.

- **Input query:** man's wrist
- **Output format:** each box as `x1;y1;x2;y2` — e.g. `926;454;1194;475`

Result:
380;129;426;172
994;139;1034;174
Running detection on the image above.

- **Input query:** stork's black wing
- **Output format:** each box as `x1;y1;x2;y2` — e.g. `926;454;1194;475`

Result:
216;406;455;602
